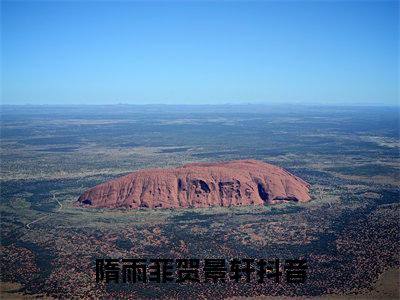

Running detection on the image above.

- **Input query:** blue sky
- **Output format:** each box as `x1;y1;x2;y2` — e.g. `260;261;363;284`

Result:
1;0;399;105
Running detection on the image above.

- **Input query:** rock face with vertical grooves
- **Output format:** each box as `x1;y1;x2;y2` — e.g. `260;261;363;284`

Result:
76;160;311;209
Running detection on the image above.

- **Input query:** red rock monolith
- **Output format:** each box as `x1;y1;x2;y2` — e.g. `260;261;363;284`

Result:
76;160;311;209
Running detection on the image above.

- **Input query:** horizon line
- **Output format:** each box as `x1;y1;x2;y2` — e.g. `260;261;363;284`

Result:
0;103;399;108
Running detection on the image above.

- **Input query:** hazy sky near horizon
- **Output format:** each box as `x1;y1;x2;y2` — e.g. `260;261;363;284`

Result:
1;0;399;105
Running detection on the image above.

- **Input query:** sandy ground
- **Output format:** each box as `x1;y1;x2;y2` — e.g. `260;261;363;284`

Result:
228;267;399;300
1;268;398;299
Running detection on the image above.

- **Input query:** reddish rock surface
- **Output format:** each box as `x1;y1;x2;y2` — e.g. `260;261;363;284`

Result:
76;160;311;209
